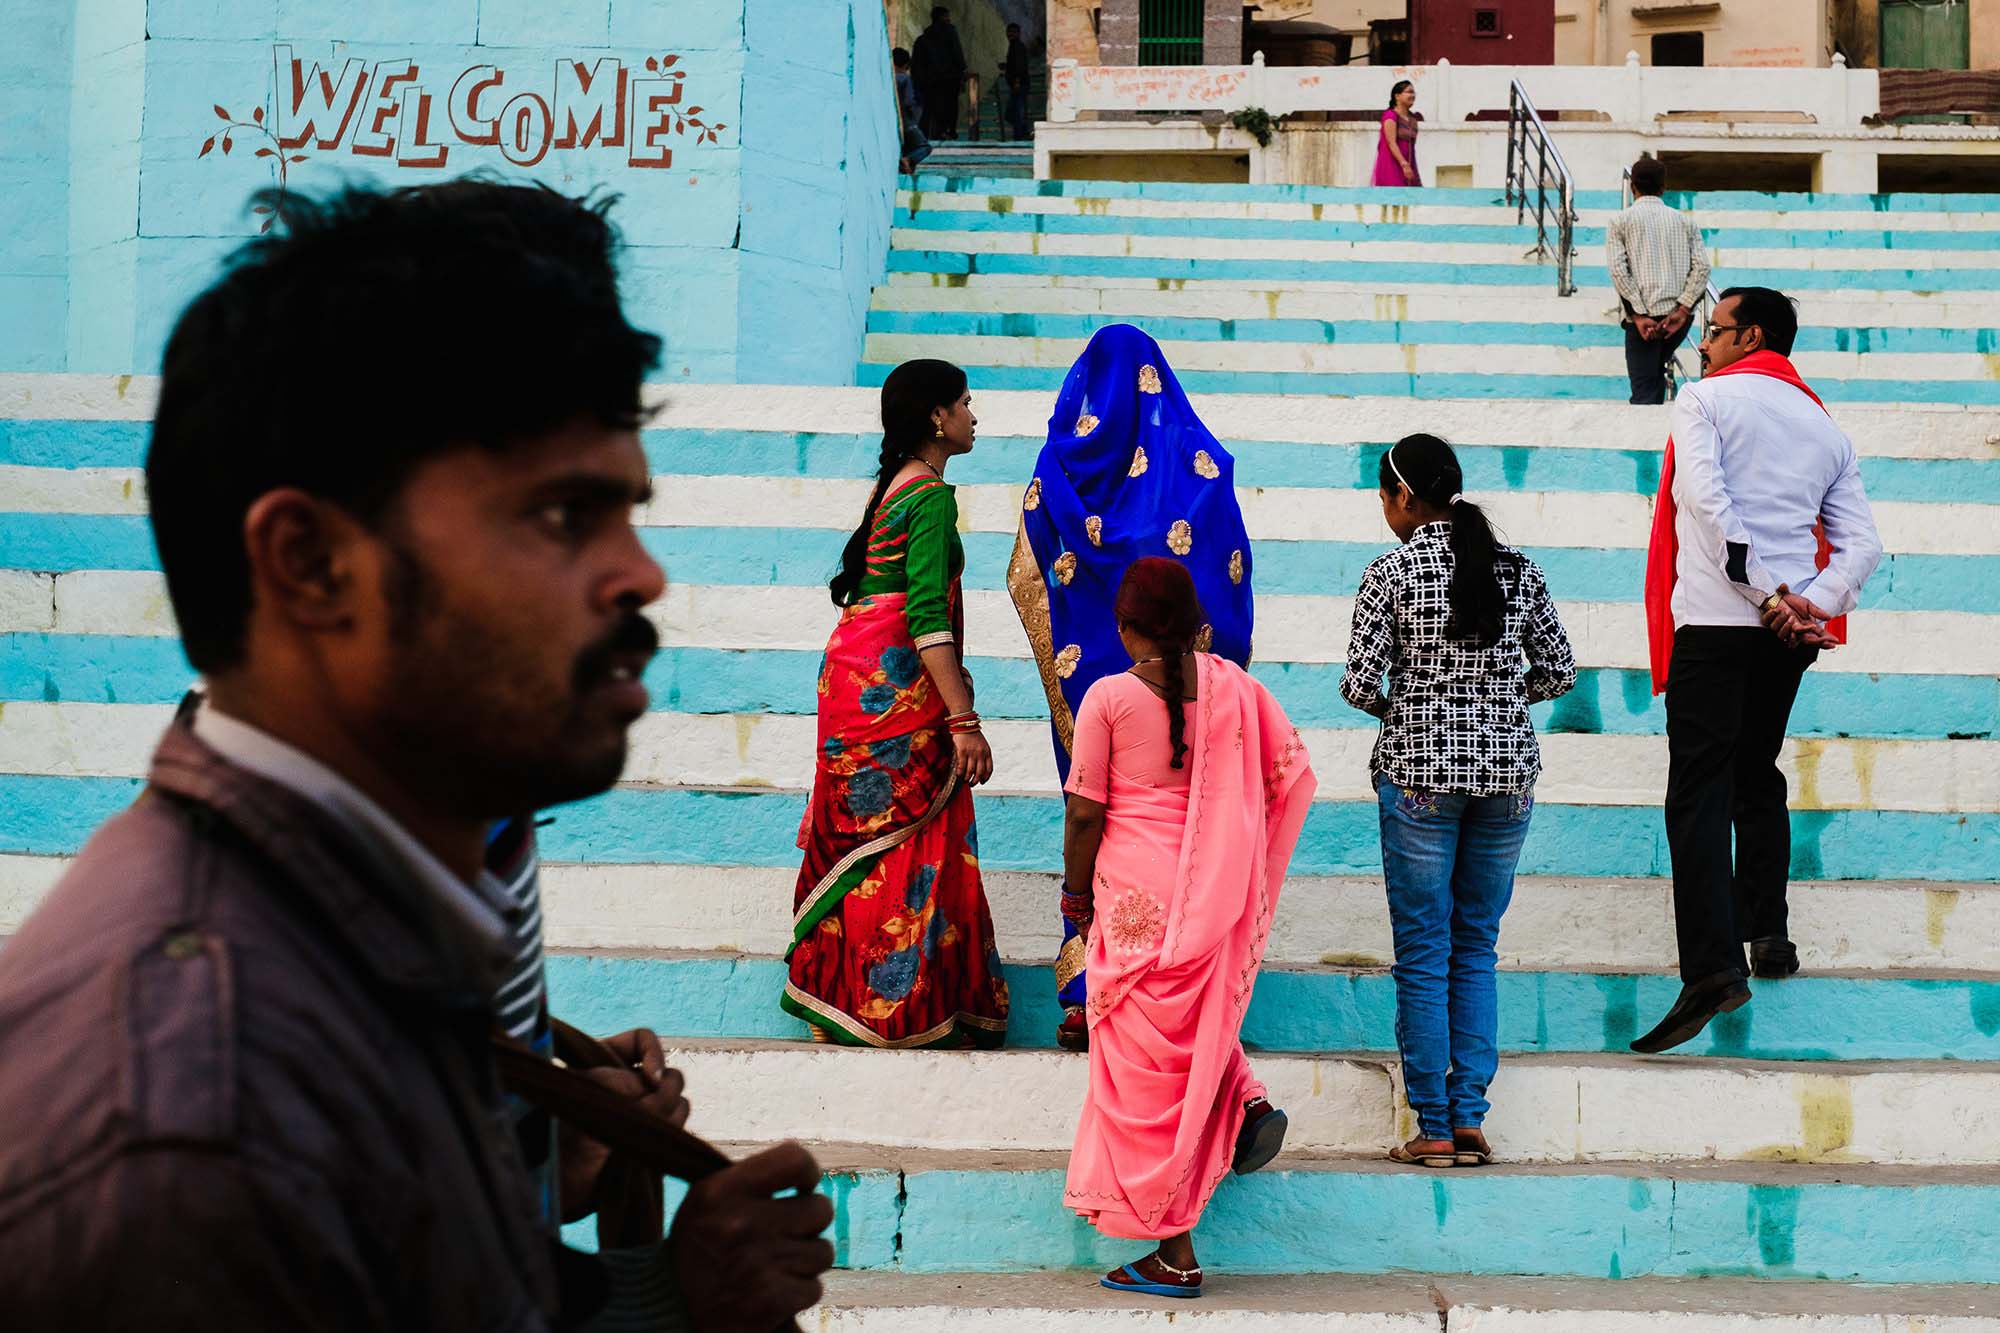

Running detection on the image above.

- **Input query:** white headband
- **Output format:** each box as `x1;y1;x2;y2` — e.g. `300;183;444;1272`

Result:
1387;444;1465;507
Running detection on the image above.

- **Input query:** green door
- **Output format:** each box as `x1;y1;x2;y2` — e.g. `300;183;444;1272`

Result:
1139;0;1205;66
1881;0;1970;69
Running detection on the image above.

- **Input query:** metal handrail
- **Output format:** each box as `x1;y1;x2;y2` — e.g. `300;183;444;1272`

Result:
1504;80;1578;296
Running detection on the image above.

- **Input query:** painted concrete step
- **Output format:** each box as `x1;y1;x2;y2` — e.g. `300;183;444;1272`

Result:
14;377;1993;461
807;1271;2000;1331
12;636;1994;743
891;223;2000;274
664;1144;2000;1283
550;952;2000;1064
904;175;2000;225
21;576;1999;682
902;179;2000;233
644;1039;2000;1167
875;271;2000;331
895;201;2000;255
16;771;1995;883
521;866;2000;975
867;306;2000;360
13;704;1992;814
861;327;2000;390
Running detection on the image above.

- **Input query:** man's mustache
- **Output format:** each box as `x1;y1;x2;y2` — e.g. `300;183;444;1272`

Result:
573;611;660;687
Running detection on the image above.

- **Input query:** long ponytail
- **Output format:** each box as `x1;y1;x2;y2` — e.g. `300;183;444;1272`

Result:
1114;556;1204;769
829;359;967;606
1381;433;1510;647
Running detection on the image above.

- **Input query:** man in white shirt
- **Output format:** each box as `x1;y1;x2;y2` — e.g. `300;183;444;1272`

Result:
1606;156;1711;404
1632;286;1883;1054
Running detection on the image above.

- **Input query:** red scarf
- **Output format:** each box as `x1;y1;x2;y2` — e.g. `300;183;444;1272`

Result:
1644;349;1845;695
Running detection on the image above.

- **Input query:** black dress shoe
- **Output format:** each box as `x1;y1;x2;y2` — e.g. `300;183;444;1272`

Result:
1630;972;1752;1054
1749;936;1800;979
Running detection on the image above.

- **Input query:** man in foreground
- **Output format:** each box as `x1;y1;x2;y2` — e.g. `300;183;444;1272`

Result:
1633;286;1883;1055
1606;155;1711;405
0;182;832;1330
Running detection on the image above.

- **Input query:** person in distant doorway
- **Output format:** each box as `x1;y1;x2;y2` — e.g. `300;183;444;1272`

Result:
893;47;933;172
1064;559;1314;1300
1002;22;1032;141
1342;435;1576;1169
1633;287;1883;1055
1372;80;1420;186
912;5;969;142
1606;156;1711;405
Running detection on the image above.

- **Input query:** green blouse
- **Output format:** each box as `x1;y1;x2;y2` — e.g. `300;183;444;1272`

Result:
853;476;963;649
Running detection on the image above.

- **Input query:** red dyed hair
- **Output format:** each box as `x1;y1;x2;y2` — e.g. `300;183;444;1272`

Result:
1114;557;1205;768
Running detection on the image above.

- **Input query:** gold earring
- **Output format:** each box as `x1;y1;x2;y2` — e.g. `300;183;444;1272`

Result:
934;424;945;439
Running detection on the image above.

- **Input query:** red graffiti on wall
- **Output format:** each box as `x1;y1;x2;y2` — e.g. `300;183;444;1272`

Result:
202;45;729;225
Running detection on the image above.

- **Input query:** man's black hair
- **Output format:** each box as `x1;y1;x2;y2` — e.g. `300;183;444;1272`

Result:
893;46;911;67
1630;156;1666;197
147;180;662;674
1717;286;1799;356
931;6;950;20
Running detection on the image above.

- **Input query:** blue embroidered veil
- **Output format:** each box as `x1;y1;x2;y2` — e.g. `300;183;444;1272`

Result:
1006;324;1254;1020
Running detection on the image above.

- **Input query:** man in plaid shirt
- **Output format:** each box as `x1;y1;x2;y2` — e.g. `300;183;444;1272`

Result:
1607;156;1712;404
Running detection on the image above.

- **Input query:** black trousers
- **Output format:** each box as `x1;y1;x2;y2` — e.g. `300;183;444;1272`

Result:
920;79;959;140
1624;318;1691;405
1664;626;1817;983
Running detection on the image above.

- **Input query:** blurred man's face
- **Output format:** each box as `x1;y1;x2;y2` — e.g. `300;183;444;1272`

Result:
332;421;663;817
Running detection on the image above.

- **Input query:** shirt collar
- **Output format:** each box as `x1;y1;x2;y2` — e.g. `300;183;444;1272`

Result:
190;703;515;958
1411;520;1452;544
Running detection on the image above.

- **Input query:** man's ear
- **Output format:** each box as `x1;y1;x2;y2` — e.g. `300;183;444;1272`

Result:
241;489;367;635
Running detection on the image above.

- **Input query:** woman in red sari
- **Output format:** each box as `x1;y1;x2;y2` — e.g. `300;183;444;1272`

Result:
1064;558;1317;1298
782;360;1011;1048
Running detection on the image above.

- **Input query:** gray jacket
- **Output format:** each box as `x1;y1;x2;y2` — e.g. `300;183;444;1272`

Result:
0;718;569;1330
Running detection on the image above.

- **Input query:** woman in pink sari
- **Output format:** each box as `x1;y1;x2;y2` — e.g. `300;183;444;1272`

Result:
1062;558;1317;1299
1372;79;1420;186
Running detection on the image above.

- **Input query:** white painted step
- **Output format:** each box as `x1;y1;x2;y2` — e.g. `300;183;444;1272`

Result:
874;278;2000;332
11;703;1991;814
17;376;1995;461
893;225;2000;272
4;853;1994;974
663;1039;2000;1167
10;575;1995;677
900;187;2000;235
812;1270;2000;1331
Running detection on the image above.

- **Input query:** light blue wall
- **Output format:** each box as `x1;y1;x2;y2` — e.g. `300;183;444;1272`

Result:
5;0;898;383
0;0;75;370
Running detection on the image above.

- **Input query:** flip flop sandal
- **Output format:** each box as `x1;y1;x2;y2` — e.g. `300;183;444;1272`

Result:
1100;1260;1202;1299
1453;1132;1492;1167
1233;1104;1288;1175
1388;1140;1457;1168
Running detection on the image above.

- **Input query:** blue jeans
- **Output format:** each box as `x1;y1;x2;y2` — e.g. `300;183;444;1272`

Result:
1376;778;1534;1140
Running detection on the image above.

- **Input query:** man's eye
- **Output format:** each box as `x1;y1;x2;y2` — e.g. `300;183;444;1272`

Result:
537;503;584;534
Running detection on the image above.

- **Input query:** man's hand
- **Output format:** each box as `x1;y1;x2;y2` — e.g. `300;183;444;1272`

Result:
1659;305;1691;338
1634;314;1661;341
1761;583;1839;650
558;1028;689;1221
671;1141;836;1330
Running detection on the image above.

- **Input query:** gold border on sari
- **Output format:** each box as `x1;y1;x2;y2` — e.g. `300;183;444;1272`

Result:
1053;932;1087;990
1006;515;1077;755
781;983;1006;1049
790;765;962;941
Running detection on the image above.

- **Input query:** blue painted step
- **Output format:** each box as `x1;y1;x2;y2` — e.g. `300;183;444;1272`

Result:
547;954;2000;1064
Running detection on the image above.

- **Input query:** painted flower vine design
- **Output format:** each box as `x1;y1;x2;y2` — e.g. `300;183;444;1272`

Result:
198;104;310;232
644;54;728;145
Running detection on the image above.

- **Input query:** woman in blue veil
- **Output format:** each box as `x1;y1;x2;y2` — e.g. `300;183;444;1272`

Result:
1007;324;1254;1050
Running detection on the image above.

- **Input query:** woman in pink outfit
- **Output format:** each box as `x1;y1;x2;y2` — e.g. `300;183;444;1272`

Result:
1372;79;1420;186
1061;558;1318;1299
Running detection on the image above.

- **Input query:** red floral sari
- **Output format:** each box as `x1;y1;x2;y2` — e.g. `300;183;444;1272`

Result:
782;590;1009;1048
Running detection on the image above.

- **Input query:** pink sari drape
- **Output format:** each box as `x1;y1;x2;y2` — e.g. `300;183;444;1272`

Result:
1064;655;1317;1240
